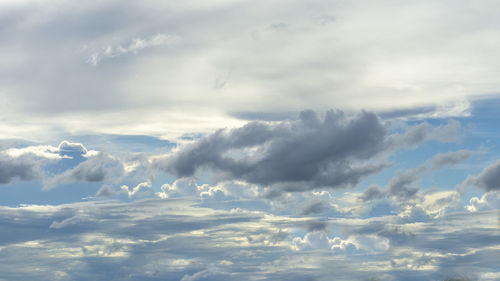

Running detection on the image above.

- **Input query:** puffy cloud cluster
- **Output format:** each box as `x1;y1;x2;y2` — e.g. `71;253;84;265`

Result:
292;230;390;254
0;190;498;280
156;110;460;195
120;181;153;198
0;140;95;184
465;191;500;212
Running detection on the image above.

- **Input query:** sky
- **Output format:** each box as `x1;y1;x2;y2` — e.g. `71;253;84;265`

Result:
0;0;499;280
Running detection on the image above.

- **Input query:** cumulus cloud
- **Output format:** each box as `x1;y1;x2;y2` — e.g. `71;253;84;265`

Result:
156;110;448;193
120;181;152;198
465;191;500;212
292;231;389;254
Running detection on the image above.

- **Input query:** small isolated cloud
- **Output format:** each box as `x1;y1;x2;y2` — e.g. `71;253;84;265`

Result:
95;184;120;198
387;166;425;199
430;150;473;170
87;33;179;65
120;181;152;198
464;159;500;191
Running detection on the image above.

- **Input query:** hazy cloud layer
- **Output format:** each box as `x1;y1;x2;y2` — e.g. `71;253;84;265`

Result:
0;140;95;184
0;198;497;281
2;0;500;140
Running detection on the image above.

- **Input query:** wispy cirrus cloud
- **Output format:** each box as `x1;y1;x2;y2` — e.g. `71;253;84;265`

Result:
85;33;179;65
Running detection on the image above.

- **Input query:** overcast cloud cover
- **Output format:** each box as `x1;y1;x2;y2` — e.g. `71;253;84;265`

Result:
1;1;500;280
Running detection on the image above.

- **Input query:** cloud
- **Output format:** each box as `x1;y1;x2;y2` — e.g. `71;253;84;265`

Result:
95;184;119;198
86;33;179;65
465;191;500;212
2;0;499;141
120;181;152;198
292;231;389;254
359;185;386;201
44;152;124;189
0;197;498;281
464;159;500;191
0;154;40;184
3;140;95;160
387;166;425;199
361;149;473;201
387;119;462;149
0;141;93;184
430;150;473;170
298;200;330;216
155;110;406;192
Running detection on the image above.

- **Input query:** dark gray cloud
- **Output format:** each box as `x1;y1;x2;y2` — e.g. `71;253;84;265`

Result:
158;110;466;194
156;110;392;191
360;185;386;202
0;154;40;184
387;166;425;199
299;200;329;215
465;159;500;191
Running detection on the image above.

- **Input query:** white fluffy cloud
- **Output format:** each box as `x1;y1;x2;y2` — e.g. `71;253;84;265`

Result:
292;231;389;254
466;191;500;212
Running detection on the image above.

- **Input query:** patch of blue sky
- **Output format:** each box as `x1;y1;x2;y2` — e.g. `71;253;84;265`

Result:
0;181;102;207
